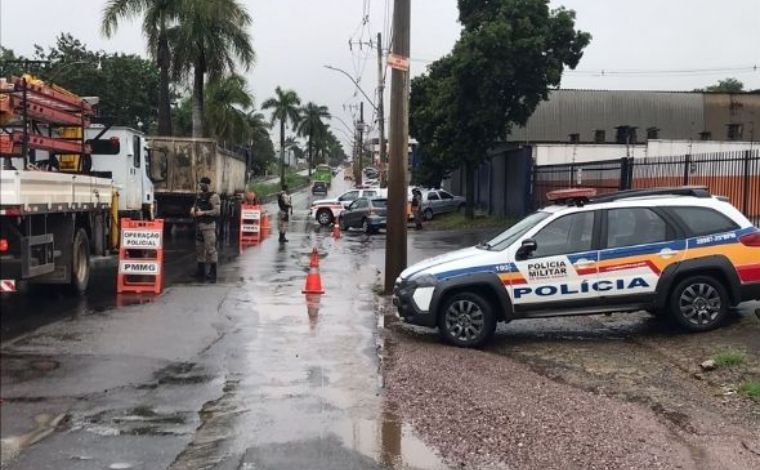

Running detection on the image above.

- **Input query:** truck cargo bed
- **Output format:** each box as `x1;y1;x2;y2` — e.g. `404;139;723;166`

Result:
0;169;113;214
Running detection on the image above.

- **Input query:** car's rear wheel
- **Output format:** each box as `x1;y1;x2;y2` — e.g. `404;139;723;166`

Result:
316;209;333;226
669;275;729;332
438;292;496;347
423;208;434;221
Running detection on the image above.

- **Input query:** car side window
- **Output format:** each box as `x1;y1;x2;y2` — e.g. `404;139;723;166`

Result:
532;211;595;258
353;198;369;209
606;208;671;248
365;191;377;198
439;191;453;199
672;207;740;237
427;192;440;201
339;191;359;202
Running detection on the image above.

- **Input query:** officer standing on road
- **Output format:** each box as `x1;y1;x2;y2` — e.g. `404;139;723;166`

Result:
277;184;293;243
412;188;424;230
191;176;221;282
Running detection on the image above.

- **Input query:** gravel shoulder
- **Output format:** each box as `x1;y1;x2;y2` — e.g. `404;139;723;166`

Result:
379;300;760;470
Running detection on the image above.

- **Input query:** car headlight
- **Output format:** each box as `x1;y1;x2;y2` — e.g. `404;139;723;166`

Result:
410;273;438;287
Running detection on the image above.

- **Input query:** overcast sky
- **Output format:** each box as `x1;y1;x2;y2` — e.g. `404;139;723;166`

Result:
2;0;759;148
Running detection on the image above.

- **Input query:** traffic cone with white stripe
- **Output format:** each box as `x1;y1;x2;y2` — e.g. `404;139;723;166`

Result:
302;265;325;294
310;247;320;268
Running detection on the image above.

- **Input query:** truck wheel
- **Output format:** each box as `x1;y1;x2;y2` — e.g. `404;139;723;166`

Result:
317;209;333;226
669;275;728;332
424;208;434;221
70;228;91;294
438;292;496;348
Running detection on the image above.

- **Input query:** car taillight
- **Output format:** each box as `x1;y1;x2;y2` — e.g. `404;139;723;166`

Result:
740;231;760;247
0;239;8;252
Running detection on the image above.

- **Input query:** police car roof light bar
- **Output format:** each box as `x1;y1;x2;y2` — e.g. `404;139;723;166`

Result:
589;186;711;204
546;188;598;206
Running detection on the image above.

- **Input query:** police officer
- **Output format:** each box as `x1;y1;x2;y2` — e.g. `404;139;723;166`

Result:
277;184;293;243
191;176;221;282
411;188;424;230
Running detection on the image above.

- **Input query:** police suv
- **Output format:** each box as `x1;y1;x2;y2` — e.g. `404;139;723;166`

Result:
394;187;760;347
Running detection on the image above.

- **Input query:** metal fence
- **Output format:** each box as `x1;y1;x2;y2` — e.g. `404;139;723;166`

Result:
532;149;760;225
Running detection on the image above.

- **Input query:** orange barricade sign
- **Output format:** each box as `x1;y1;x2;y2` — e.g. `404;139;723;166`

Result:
117;218;164;294
240;204;262;248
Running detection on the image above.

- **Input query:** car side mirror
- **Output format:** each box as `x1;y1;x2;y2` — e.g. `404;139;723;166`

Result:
516;239;537;260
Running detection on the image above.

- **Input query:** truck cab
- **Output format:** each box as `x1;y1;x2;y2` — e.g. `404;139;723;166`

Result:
85;126;155;218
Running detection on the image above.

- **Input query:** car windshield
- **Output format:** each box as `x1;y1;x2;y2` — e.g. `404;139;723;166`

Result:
480;211;551;251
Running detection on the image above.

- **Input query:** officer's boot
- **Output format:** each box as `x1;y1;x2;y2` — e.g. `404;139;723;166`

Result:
194;262;206;280
207;263;217;283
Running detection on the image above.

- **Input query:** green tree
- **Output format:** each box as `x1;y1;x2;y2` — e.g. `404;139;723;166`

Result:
101;0;181;135
297;102;331;176
262;86;302;186
2;35;160;131
247;111;275;177
171;0;254;138
701;77;744;93
204;74;253;144
411;0;590;217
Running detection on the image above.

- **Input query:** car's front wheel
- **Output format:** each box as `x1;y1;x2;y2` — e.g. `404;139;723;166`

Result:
669;275;729;332
316;209;333;226
423;208;434;221
438;292;496;347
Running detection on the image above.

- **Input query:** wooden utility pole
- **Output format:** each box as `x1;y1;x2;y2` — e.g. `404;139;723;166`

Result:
358;101;364;185
384;0;410;293
377;32;387;182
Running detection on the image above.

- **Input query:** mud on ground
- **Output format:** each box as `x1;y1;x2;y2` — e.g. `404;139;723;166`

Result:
380;300;760;470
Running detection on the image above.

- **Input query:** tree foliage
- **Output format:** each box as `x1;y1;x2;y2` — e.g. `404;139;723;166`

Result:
262;86;302;185
101;0;182;135
171;0;254;137
1;34;159;131
297;102;331;174
410;0;590;216
699;77;744;93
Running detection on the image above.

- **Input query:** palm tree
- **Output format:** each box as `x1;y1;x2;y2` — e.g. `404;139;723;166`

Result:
262;87;301;186
171;0;254;138
297;102;331;176
204;74;253;144
101;0;181;135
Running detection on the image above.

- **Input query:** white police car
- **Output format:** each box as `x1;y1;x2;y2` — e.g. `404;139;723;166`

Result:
393;187;760;347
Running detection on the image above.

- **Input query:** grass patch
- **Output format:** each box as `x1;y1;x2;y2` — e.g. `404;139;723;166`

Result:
738;381;760;401
712;349;747;368
426;211;513;231
248;170;310;199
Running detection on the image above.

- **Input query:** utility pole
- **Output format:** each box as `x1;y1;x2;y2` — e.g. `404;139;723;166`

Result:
384;0;411;294
377;32;387;184
357;101;364;186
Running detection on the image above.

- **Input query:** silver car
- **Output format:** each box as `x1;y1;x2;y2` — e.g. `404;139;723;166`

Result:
420;189;466;220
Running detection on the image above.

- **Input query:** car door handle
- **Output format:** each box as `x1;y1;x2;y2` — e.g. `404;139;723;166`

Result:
658;248;679;259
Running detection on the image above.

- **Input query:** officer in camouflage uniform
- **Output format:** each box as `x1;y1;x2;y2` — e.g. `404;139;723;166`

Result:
191;176;221;282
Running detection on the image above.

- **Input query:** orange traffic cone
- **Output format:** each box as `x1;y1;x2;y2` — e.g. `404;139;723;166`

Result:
332;223;341;239
261;212;270;236
309;247;320;268
302;265;325;294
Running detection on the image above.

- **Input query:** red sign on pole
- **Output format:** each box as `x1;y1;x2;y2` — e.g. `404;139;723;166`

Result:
387;53;409;71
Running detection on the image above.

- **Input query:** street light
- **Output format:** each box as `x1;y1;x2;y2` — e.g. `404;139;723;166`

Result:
323;65;378;111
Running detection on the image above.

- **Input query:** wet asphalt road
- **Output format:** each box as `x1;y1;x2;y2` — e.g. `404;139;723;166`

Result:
3;172;759;469
0;174;448;470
